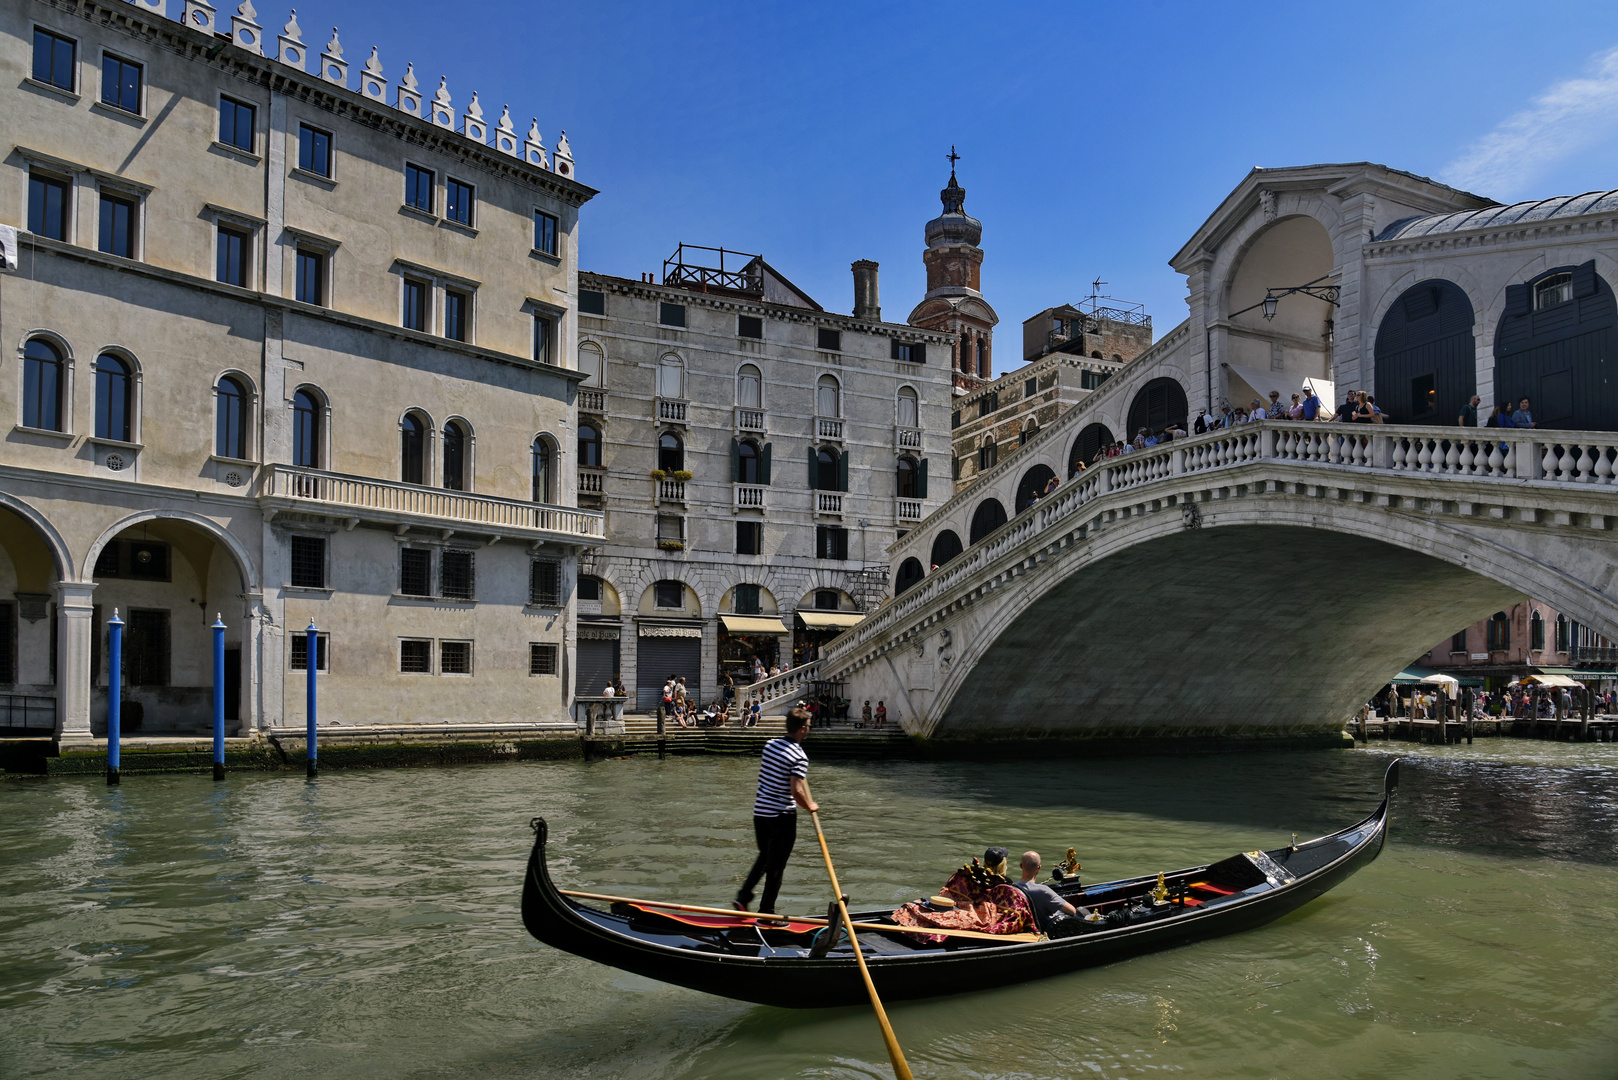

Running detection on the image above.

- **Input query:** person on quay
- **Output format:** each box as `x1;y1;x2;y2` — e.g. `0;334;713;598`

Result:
735;708;817;914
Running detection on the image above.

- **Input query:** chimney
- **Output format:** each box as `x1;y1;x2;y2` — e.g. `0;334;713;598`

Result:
852;260;880;321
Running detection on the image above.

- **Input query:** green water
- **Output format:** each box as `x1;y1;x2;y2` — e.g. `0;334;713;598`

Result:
2;744;1616;1079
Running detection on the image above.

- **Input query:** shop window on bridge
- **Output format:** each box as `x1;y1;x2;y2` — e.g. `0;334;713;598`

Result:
1375;280;1475;425
1531;612;1545;652
896;558;924;594
969;499;1007;544
1495;262;1618;429
1555;614;1570;653
1410;373;1437;422
1126;377;1187;437
1072;423;1113;473
929;529;963;568
1486;612;1511;651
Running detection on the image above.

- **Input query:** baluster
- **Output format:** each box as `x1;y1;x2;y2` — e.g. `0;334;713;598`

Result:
1458;441;1475;474
1558;444;1578;482
1413;439;1430;472
1391;439;1407;470
1576;444;1596;483
1542;444;1560;480
1444;441;1461;473
1597;447;1615;486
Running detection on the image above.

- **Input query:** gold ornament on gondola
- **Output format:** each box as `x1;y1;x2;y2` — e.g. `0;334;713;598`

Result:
1059;848;1081;876
1150;871;1170;906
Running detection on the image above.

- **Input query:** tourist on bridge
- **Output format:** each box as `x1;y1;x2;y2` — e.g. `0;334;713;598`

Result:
1512;397;1536;428
1267;391;1286;418
1460;394;1482;426
1301;384;1323;420
735;709;816;915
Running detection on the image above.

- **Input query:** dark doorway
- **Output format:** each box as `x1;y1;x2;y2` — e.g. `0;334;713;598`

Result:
1014;465;1057;513
224;648;241;721
895;558;925;594
1374;279;1475;424
929;530;963;567
126;609;170;687
1494;261;1618;429
1126;378;1187;437
969;499;1007;543
1071;423;1113;472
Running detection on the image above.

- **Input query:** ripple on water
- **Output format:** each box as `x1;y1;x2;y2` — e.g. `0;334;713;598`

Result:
0;749;1616;1080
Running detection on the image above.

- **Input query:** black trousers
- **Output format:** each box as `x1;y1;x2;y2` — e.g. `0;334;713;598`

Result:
737;812;797;913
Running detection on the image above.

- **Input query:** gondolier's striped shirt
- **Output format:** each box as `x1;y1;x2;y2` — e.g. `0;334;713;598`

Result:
753;737;809;817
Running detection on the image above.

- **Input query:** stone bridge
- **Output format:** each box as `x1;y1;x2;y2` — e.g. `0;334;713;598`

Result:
819;421;1618;742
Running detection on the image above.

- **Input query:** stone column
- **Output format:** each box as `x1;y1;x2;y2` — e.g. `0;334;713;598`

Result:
55;581;97;740
240;590;267;734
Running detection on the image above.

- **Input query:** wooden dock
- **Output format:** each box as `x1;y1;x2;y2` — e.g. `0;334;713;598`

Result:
1352;713;1618;744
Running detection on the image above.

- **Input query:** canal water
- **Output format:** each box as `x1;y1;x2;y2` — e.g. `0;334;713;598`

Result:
2;745;1616;1080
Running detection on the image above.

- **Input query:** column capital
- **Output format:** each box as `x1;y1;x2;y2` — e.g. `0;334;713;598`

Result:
55;581;97;607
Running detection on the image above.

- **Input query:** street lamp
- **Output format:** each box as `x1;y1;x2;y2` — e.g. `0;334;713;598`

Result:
1232;275;1342;321
1261;294;1279;320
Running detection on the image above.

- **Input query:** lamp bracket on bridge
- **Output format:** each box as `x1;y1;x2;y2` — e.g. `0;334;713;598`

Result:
1231;275;1341;321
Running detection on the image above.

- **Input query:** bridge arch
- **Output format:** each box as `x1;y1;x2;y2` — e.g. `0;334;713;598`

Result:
1126;377;1188;437
1014;464;1057;513
929;529;963;568
1070;423;1113;473
968;498;1007;544
1374;279;1476;425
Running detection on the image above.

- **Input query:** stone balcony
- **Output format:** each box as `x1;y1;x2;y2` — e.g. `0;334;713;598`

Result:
658;398;688;424
897;498;923;523
896;427;922;450
263;465;604;543
578;387;606;415
735;484;766;510
816;491;844;516
578;466;605;495
816;417;844;442
736;407;766;433
656;478;688;504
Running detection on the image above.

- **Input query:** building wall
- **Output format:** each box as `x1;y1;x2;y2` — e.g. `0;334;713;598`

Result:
0;0;597;737
1413;600;1613;683
949;354;1123;490
578;272;954;704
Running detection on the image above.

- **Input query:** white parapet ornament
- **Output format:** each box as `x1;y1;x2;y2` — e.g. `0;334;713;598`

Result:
396;62;421;117
182;0;218;35
524;119;550;170
462;91;487;144
231;0;264;55
360;46;385;100
320;27;347;86
553;130;574;180
277;9;305;70
430;76;453;129
494;105;519;157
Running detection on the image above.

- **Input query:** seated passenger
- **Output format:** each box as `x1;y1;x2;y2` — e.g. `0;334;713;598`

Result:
889;846;1036;943
1013;851;1092;929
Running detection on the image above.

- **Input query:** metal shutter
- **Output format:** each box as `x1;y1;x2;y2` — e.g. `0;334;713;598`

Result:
636;635;702;711
577;639;619;699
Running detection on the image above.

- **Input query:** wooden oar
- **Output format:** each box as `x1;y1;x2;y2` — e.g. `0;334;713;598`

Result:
557;889;1041;943
809;801;915;1080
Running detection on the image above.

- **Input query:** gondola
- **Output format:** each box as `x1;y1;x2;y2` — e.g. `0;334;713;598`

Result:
521;758;1399;1008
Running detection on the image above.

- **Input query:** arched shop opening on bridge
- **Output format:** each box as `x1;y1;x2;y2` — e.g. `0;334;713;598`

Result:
1127;377;1188;439
1493;261;1618;430
969;498;1007;543
1071;423;1113;472
1375;279;1476;425
1015;464;1057;513
0;502;69;734
792;588;861;667
929;529;963;568
87;517;252;735
718;583;787;684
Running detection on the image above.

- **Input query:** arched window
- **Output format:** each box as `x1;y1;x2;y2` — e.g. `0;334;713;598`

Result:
216;375;249;459
1495;262;1618;429
532;435;554;502
1091;351;1103;359
1014;464;1057;512
657;354;684;398
577;341;604;386
736;438;760;484
95;354;133;442
442;419;468;490
897;385;919;427
817;373;840;417
1486;612;1511;651
1019;421;1039;446
896;557;925;595
896;455;918;498
1127;377;1188;437
292;388;321;468
1071;423;1112;473
1555;613;1571;653
401;412;427;484
929;530;963;567
969;498;1007;543
977;438;997;471
737;364;762;409
23;338;65;432
658;431;684;472
1531;611;1545;652
816;445;841;490
578;423;601;468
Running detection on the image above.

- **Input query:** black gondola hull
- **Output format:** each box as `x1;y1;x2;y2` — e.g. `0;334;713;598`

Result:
521;759;1398;1008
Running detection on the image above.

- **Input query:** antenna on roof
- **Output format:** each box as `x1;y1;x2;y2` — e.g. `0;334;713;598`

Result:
1091;277;1107;300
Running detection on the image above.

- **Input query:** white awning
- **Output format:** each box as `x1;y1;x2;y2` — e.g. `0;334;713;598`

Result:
719;615;788;635
795;611;864;630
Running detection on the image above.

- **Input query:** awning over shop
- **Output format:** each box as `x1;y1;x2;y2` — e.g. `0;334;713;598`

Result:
795;611;864;630
719;615;789;635
1390;666;1484;687
1223;364;1336;413
1517;673;1582;688
1533;666;1618;679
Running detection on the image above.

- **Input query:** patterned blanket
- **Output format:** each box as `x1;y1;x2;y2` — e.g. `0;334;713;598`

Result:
889;865;1037;944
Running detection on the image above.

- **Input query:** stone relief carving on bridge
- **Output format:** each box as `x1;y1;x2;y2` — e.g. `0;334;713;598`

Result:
1181;503;1202;529
937;628;954;673
1259;189;1277;223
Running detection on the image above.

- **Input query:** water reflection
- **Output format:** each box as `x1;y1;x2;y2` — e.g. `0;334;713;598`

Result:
0;746;1614;1080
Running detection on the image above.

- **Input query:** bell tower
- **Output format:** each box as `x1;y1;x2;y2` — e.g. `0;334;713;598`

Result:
908;148;999;394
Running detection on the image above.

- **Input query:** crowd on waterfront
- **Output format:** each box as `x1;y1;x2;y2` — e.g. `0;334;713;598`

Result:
1376;685;1615;719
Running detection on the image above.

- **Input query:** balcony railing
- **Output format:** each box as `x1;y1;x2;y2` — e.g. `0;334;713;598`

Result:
896;427;922;450
735;484;765;509
265;465;604;539
817;417;844;441
816;492;843;515
658;398;688;424
737;407;766;432
657;478;687;503
1574;646;1618;665
578;387;606;414
897;498;923;522
578;466;605;495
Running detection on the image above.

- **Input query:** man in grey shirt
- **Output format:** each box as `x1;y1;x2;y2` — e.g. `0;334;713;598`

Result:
1014;851;1091;927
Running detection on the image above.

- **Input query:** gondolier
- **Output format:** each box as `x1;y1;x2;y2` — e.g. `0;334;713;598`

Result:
735;708;817;914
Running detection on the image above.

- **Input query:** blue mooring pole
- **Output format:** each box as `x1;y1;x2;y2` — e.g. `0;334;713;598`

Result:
107;609;123;786
212;615;226;781
306;622;318;779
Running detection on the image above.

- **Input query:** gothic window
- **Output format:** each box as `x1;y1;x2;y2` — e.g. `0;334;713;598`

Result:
897;386;918;427
577;341;604;386
657;354;684;398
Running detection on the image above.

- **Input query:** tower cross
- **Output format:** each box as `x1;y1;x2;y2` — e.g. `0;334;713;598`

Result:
947;146;960;169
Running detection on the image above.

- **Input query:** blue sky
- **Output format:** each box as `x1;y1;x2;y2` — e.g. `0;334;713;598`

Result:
315;1;1618;374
